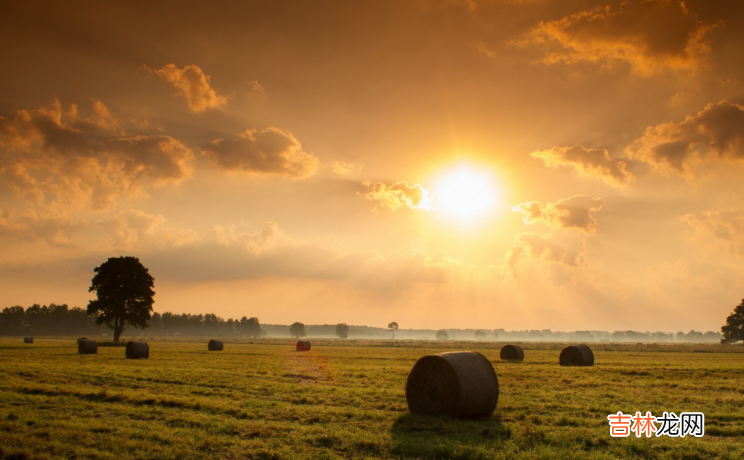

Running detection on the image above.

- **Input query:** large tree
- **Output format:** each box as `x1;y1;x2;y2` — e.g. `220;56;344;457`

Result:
335;323;349;339
289;322;306;338
721;299;744;345
87;256;155;342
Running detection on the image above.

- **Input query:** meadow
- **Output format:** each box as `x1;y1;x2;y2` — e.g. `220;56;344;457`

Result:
0;338;743;460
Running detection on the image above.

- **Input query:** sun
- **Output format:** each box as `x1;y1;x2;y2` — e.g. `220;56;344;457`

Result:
432;165;500;222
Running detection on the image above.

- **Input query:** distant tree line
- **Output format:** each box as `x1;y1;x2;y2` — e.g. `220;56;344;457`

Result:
0;304;263;338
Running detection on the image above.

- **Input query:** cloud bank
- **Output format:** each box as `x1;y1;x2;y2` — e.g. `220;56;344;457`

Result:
512;195;605;234
153;64;227;112
201;127;319;178
360;181;433;211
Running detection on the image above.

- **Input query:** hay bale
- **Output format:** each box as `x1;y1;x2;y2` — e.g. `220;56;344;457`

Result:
125;341;149;359
77;337;87;345
296;340;311;351
406;351;499;418
78;339;98;355
500;344;524;361
559;344;594;366
208;339;224;351
23;337;33;344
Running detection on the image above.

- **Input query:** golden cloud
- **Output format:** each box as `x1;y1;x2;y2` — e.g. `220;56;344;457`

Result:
505;231;585;267
360;181;433;211
627;101;744;176
153;64;227;112
531;145;632;186
0;100;193;210
512;195;605;234
200;127;319;178
682;209;744;256
520;0;713;76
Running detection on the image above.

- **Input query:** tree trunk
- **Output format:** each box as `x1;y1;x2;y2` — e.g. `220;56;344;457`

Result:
113;317;121;342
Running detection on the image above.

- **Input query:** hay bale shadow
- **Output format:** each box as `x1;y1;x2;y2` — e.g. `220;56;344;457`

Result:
391;413;509;460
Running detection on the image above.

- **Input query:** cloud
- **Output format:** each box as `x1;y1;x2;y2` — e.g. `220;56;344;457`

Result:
153;64;227;112
212;221;281;254
0;208;80;247
360;181;434;211
0;100;193;210
627;101;744;176
530;145;632;186
200;127;319;178
681;209;744;256
329;161;358;176
505;231;585;267
519;0;713;76
96;209;199;251
512;195;605;234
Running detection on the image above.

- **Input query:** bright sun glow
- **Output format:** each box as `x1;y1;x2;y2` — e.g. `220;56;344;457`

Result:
432;166;500;222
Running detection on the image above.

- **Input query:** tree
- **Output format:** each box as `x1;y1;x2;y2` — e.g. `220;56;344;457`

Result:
290;322;306;338
388;321;399;339
436;330;449;340
87;256;155;342
240;316;262;337
336;323;349;339
474;330;487;340
721;299;744;345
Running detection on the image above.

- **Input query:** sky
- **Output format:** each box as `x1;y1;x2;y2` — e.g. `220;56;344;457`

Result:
2;0;744;332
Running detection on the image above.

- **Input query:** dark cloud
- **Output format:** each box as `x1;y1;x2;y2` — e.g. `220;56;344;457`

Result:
519;0;714;75
200;127;319;178
627;100;744;176
513;195;605;234
531;145;633;186
0;100;193;209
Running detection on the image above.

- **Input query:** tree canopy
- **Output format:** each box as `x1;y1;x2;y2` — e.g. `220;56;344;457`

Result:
87;256;155;342
335;323;349;339
436;330;449;340
388;321;399;339
721;299;744;345
290;322;306;338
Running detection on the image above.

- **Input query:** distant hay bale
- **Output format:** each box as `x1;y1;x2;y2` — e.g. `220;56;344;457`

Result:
208;339;224;351
24;337;33;344
296;340;311;351
125;341;149;359
559;344;594;367
500;344;524;361
406;351;499;419
78;339;98;355
77;337;87;345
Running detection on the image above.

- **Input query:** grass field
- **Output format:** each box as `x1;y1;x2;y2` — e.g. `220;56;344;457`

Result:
1;338;743;460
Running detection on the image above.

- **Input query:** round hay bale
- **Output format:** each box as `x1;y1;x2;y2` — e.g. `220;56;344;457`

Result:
125;341;149;359
559;344;594;367
406;351;499;419
296;340;311;351
78;339;98;355
500;344;524;361
208;339;224;351
23;337;33;344
76;337;87;345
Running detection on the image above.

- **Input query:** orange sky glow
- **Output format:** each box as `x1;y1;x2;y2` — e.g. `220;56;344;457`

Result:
2;0;744;332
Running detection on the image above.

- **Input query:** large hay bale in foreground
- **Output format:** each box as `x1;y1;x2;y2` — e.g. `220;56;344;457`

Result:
24;337;33;344
125;341;149;359
406;351;499;419
296;340;311;351
78;339;98;355
208;339;224;351
500;344;524;361
77;337;87;346
559;344;594;366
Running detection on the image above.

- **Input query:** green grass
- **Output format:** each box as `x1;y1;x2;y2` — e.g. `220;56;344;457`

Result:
0;338;743;459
